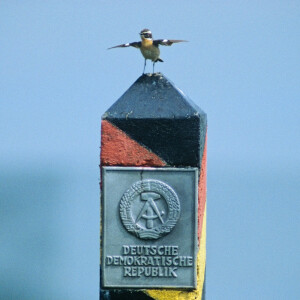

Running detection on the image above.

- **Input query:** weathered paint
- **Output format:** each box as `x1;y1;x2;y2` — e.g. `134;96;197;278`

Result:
198;135;207;241
101;120;166;167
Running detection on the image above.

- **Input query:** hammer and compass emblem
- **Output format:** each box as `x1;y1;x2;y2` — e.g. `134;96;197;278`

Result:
136;192;165;229
119;179;180;240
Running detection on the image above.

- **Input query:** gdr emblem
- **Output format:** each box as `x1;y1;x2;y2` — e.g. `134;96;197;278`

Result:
119;179;181;240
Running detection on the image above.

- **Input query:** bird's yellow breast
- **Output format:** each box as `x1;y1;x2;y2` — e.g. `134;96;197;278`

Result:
141;38;153;47
140;39;160;61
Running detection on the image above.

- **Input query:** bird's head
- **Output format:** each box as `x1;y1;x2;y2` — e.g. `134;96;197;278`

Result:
140;29;152;40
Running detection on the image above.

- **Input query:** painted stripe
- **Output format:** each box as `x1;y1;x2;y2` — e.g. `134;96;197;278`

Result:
109;118;205;167
198;204;207;299
101;120;166;167
198;134;207;241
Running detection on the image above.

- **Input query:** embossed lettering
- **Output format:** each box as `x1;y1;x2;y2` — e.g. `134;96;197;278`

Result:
123;266;179;278
106;256;113;265
122;245;179;256
106;244;193;280
179;256;186;266
126;256;133;265
150;246;157;255
144;245;150;255
141;256;147;265
123;245;130;255
131;246;137;255
169;267;177;277
124;267;131;276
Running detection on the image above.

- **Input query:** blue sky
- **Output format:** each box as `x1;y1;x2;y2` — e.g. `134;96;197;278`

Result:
0;1;299;299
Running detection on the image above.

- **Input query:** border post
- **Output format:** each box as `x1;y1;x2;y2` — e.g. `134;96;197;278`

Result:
100;73;207;300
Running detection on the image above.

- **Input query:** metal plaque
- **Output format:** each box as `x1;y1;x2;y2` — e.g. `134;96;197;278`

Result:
101;167;198;289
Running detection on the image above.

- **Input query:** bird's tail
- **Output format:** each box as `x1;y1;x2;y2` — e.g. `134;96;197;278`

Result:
155;58;163;62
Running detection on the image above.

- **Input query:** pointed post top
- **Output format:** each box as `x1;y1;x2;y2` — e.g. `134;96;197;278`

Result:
103;72;205;120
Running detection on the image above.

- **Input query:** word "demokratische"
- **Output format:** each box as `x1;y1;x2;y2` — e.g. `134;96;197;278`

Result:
105;245;193;278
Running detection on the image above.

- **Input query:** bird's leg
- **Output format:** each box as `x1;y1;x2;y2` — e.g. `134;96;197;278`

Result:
153;62;155;74
143;59;146;74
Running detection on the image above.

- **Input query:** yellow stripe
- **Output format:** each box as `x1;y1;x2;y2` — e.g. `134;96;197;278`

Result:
146;203;206;300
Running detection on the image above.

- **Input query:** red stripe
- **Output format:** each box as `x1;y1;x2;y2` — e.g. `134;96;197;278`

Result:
101;120;166;167
198;134;207;241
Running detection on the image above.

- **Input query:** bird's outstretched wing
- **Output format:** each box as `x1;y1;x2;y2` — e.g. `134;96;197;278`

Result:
108;41;141;49
153;39;188;46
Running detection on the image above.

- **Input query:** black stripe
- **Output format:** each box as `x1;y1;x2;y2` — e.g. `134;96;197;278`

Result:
100;289;153;300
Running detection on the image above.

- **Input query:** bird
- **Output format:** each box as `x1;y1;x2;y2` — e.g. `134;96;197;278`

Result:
108;29;187;74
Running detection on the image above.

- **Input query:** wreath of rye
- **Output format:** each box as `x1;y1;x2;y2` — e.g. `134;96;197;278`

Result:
119;179;181;240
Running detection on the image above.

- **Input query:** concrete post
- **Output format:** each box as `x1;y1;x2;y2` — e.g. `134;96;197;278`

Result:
100;73;207;300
